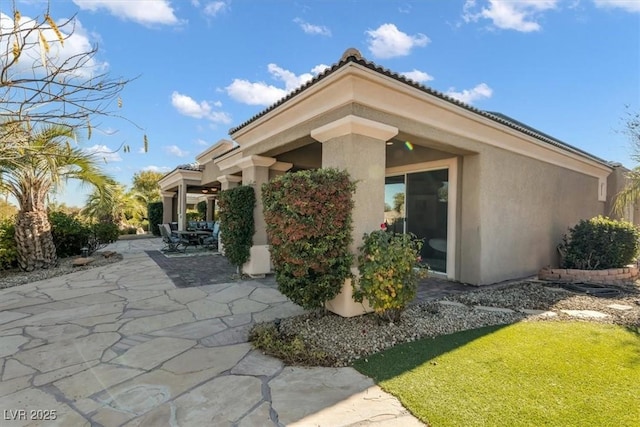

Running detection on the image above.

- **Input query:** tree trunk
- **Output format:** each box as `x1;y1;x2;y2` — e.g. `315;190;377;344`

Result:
14;210;57;271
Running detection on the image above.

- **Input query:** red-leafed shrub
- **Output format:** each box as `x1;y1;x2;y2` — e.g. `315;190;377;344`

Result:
262;169;356;309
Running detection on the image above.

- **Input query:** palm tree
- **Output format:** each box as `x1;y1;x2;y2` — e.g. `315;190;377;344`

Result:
614;167;640;215
83;181;142;225
0;123;112;270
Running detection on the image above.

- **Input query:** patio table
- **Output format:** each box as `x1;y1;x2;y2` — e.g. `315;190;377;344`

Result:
174;230;212;247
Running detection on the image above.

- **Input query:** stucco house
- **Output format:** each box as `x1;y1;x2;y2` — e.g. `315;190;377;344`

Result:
159;48;632;300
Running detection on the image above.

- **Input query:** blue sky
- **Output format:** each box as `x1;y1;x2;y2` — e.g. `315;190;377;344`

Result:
5;0;640;207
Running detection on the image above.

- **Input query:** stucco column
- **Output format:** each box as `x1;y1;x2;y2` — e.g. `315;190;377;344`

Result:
238;155;277;276
312;115;398;317
218;175;242;190
160;191;175;225
206;196;216;222
177;182;188;231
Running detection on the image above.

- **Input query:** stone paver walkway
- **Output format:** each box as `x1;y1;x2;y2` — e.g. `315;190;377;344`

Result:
0;238;422;426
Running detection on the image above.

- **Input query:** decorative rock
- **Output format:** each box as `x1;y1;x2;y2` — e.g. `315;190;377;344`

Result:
521;309;557;318
560;310;610;319
474;306;515;313
607;304;634;311
72;257;95;267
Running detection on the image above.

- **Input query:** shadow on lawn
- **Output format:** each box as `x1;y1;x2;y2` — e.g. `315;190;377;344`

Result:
353;323;510;382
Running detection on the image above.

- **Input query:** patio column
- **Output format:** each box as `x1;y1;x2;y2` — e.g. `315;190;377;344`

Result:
238;155;277;276
218;175;242;190
312;115;398;317
205;196;216;222
177;182;188;231
161;191;175;225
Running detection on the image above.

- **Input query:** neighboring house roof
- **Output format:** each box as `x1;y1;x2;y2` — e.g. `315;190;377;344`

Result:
229;48;609;167
160;162;203;180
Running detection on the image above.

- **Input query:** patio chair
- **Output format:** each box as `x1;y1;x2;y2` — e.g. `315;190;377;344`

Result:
201;221;220;250
159;224;188;253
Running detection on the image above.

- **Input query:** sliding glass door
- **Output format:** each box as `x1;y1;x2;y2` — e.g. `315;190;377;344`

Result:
385;169;449;273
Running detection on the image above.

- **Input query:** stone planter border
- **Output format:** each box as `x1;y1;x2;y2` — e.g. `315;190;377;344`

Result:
538;265;639;283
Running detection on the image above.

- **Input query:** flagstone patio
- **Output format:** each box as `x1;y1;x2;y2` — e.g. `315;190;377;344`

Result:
0;238;422;426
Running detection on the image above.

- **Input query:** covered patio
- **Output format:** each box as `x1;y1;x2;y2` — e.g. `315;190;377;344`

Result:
160;48;623;315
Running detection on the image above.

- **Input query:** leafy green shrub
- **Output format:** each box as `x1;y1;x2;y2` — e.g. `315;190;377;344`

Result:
218;185;255;269
354;226;428;321
186;210;201;222
0;218;18;270
49;211;91;258
249;322;335;366
197;200;207;220
262;169;356;310
147;202;163;236
559;216;640;270
92;222;120;243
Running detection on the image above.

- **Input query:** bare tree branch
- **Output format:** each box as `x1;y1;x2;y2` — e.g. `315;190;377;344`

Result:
0;4;144;158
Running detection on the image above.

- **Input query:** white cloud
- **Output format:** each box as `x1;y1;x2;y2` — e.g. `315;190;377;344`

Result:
293;18;331;36
226;63;327;106
143;165;172;173
402;69;434;83
73;0;180;26
203;1;228;16
463;0;559;32
0;14;108;79
366;23;429;59
311;64;330;74
226;80;286;106
164;145;189;157
196;139;210;146
171;92;232;124
593;0;640;12
446;83;493;104
84;144;123;162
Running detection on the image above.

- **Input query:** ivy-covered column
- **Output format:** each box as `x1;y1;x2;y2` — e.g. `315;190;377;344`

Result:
312;115;398;317
239;155;277;276
216;175;242;254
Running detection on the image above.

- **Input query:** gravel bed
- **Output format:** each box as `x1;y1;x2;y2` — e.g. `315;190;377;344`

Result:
0;252;123;290
272;281;640;367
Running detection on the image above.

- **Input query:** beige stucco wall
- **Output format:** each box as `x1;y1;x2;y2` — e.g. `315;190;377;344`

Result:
322;133;387;254
465;145;604;284
200;162;223;186
226;61;613;286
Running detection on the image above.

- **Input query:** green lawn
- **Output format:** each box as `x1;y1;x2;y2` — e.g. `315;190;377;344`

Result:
353;322;640;427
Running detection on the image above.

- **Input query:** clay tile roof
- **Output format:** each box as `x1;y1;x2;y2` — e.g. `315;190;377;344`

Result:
229;48;609;167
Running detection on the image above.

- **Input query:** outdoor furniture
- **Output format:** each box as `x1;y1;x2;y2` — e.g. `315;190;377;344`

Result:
174;230;211;248
159;224;188;252
200;221;220;249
